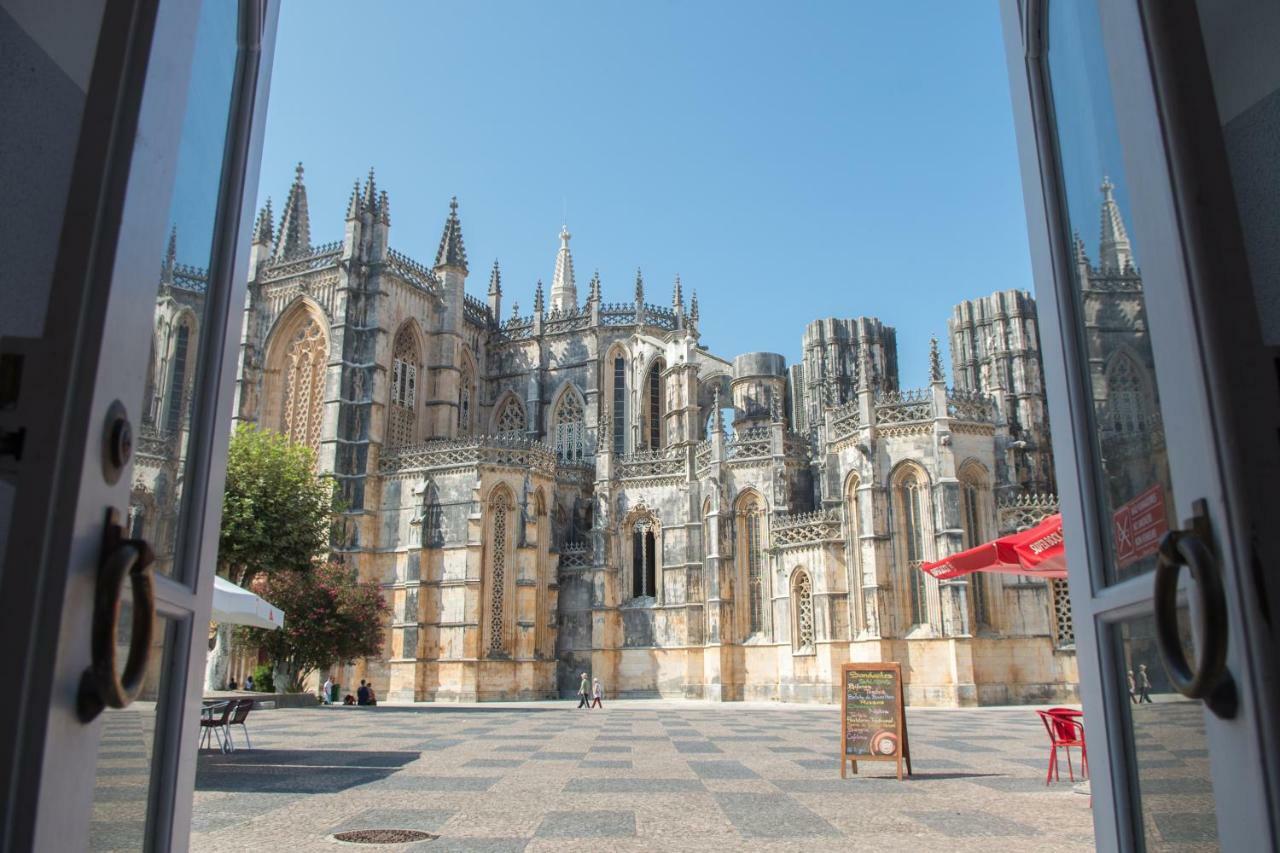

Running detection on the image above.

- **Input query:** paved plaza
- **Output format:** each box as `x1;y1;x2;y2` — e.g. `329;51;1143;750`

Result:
187;700;1095;851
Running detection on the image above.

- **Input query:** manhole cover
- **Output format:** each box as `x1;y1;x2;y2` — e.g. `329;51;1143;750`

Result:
333;829;438;844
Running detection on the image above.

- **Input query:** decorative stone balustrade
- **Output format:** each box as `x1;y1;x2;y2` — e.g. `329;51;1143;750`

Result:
385;248;440;293
260;243;343;283
379;434;557;476
771;508;844;547
558;542;592;569
997;492;1059;533
615;446;686;481
874;388;933;425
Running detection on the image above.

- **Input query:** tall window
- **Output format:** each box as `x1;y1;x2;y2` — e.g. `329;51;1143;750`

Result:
495;396;525;435
388;326;418;447
553;388;586;462
736;491;767;637
458;375;473;434
487;489;510;656
631;519;657;599
960;477;990;628
899;472;929;626
282;316;327;451
792;569;815;652
164;322;190;431
646;362;663;449
1106;353;1146;434
612;357;626;454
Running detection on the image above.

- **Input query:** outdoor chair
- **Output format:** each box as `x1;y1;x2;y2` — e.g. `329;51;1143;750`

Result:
200;701;233;753
1038;709;1088;784
224;698;255;750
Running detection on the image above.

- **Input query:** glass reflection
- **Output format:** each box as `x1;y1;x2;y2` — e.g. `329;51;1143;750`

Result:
1117;613;1218;850
1046;0;1176;584
130;0;239;578
89;609;176;851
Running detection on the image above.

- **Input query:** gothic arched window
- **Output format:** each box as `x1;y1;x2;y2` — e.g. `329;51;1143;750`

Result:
164;320;192;431
735;490;768;637
1106;353;1147;434
792;569;815;652
495;396;525;435
388;325;419;447
613;355;626;454
630;518;657;599
458;376;473;435
282;315;327;451
645;359;665;449
959;464;991;630
553;388;586;463
486;488;511;656
895;470;930;627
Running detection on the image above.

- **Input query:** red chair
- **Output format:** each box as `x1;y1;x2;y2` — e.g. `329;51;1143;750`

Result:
1037;709;1088;784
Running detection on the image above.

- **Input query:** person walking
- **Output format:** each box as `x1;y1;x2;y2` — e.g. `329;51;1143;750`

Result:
322;675;333;705
577;672;590;709
245;674;254;692
590;677;603;709
1137;664;1153;703
1127;670;1137;704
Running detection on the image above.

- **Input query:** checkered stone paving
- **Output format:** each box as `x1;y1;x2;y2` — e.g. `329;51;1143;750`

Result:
189;701;1096;852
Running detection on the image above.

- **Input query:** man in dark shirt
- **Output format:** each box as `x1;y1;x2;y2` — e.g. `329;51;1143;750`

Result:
357;680;370;706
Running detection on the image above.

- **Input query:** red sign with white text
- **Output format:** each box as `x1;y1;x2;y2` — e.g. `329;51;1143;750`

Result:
1113;484;1168;569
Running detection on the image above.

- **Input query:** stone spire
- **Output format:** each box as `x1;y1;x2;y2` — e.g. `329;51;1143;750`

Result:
511;300;520;319
533;279;545;315
689;290;699;323
161;226;177;282
587;270;601;303
434;196;468;271
929;336;944;383
487;260;502;322
634;268;644;304
345;182;361;221
378;190;391;226
672;275;684;313
274;162;311;259
549;225;577;311
1098;176;1133;273
253;199;274;243
363;168;378;217
712;386;723;433
488;260;502;296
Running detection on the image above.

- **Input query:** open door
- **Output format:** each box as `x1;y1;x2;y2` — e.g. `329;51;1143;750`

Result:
1002;0;1280;849
0;1;277;849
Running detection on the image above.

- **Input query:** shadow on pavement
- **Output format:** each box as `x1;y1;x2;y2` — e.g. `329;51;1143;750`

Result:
196;749;420;794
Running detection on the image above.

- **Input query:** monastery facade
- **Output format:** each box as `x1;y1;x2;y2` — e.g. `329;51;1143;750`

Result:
132;164;1124;706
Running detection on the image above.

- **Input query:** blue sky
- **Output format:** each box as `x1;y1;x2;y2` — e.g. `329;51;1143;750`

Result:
253;1;1034;386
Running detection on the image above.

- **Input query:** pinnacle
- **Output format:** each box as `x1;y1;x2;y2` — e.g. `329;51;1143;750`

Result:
534;279;545;314
489;259;502;295
635;268;644;303
378;190;390;226
254;198;274;243
929;336;944;383
673;274;683;311
690;290;699;321
434;195;468;271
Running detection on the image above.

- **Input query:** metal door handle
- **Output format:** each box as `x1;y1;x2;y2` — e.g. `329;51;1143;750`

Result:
1153;499;1236;719
77;508;156;722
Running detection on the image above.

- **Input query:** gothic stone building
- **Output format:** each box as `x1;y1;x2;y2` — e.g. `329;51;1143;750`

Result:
135;165;1155;707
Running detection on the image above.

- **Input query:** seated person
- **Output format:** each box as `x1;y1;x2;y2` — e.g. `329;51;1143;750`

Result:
356;680;370;706
367;685;377;706
342;694;356;705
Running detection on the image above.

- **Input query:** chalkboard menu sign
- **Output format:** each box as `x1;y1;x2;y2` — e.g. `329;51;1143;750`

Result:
840;662;911;780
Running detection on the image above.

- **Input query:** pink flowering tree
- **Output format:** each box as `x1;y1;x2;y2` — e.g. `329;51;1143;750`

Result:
239;561;389;692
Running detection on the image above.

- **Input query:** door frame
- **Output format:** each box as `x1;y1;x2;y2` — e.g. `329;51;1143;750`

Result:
0;0;278;850
1001;0;1280;849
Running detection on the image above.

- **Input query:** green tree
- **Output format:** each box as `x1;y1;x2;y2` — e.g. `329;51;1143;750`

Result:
239;561;389;692
218;423;333;585
207;424;334;691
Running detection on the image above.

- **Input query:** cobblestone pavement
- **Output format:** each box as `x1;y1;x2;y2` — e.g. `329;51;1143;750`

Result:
189;701;1095;852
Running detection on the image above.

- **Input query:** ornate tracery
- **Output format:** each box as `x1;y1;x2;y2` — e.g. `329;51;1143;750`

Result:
792;569;815;652
388;325;419;447
281;315;327;451
495;396;525;435
487;488;511;656
552;387;586;462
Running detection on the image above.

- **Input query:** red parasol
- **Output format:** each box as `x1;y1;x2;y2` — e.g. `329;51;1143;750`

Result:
921;513;1067;580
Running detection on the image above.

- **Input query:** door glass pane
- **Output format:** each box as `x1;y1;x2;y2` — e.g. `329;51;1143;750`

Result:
1115;612;1218;850
131;0;239;579
89;611;178;852
1046;0;1177;584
